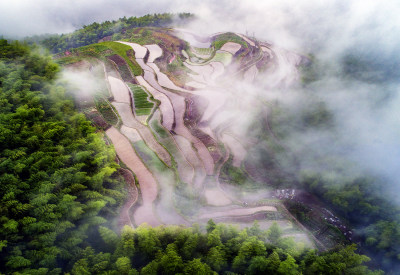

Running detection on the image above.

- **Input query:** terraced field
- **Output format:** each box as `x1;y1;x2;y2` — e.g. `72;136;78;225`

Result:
128;83;155;116
61;29;314;248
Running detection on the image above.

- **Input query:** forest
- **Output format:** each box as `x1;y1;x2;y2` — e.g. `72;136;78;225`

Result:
0;37;383;274
26;13;194;54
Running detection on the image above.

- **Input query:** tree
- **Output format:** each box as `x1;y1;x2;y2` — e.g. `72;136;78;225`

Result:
116;257;131;274
267;222;282;244
266;251;281;272
159;244;184;275
206;246;227;272
247;256;270;275
183;259;215;275
277;255;299;275
98;226;118;249
206;219;216;233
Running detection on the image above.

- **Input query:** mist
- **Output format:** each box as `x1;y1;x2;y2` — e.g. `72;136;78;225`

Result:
22;0;399;200
177;0;400;197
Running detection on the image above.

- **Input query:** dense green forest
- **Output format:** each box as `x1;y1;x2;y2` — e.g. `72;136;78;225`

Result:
26;13;193;54
0;39;125;273
0;39;382;274
301;173;400;270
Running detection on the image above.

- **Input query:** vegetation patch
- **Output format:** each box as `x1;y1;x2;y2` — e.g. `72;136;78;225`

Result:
193;47;214;55
150;117;170;139
212;32;249;50
94;95;119;126
127;83;155;116
28;13;194;53
100;41;143;76
63;41;143;76
220;157;252;185
107;54;134;82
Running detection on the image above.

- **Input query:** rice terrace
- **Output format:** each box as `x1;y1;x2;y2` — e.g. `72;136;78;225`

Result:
1;7;398;273
60;27;332;250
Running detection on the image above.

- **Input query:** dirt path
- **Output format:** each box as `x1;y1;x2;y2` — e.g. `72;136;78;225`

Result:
106;127;160;226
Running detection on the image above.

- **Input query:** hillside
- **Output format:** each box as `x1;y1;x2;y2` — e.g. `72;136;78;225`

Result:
53;25;391;271
0;14;396;273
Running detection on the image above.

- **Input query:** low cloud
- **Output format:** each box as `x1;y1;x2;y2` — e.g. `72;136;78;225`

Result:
3;0;399;195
